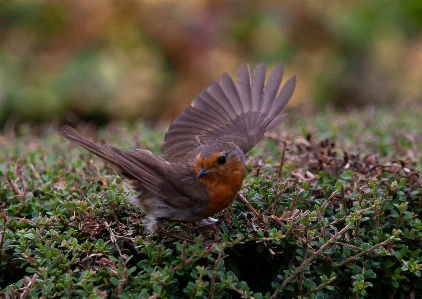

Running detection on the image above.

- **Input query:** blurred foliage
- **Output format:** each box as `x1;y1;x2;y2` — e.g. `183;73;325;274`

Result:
1;0;422;128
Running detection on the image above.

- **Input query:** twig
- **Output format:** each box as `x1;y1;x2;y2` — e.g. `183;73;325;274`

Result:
231;288;253;299
237;193;260;218
172;247;216;272
80;253;103;264
105;221;123;257
303;275;337;297
290;191;302;215
270;222;353;298
341;184;348;215
321;190;339;211
278;141;286;178
115;258;128;299
181;241;187;266
328;205;375;227
208;248;225;299
5;175;24;197
20;273;39;299
335;238;392;268
388;287;398;299
330;241;361;251
0;204;7;258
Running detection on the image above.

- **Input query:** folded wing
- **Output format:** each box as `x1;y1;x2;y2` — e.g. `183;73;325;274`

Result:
60;126;197;208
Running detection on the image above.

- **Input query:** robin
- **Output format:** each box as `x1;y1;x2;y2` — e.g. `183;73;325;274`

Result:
60;63;296;236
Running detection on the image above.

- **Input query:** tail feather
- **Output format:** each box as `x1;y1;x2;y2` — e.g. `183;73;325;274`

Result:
60;125;121;169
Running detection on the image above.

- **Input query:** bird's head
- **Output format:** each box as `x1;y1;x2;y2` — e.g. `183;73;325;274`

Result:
194;141;246;183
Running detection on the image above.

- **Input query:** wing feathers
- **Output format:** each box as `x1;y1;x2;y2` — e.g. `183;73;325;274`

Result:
105;147;166;192
192;90;232;122
251;63;266;113
207;81;238;119
106;147;197;207
236;64;252;113
265;113;288;132
263;75;296;127
261;63;284;118
219;73;243;116
162;63;296;160
61;126;194;204
181;108;225;129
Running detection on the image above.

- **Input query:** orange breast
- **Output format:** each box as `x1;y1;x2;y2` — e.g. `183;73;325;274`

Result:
202;183;241;217
199;158;246;217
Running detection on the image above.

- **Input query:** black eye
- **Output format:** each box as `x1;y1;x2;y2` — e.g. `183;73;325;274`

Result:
217;155;226;165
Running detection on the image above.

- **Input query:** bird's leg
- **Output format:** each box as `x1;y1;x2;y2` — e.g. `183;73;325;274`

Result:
193;218;221;244
193;217;220;233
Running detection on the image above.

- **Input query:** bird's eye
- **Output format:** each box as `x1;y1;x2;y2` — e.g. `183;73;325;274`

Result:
217;155;226;165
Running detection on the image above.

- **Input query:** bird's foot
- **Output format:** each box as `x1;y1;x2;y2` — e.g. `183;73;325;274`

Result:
193;217;220;236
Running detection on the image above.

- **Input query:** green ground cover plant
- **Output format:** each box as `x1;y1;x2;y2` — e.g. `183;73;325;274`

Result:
1;106;422;298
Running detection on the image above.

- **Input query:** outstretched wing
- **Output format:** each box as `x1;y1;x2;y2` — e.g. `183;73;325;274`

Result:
161;63;296;161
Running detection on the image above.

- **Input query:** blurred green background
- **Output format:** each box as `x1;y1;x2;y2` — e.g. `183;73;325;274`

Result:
1;0;422;128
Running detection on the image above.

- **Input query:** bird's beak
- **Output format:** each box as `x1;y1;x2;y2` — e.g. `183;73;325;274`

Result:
196;168;209;179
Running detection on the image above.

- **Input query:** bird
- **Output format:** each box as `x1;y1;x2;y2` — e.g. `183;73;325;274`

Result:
60;63;296;236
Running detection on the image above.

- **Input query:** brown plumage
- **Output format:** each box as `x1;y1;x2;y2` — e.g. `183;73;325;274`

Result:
60;63;296;233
